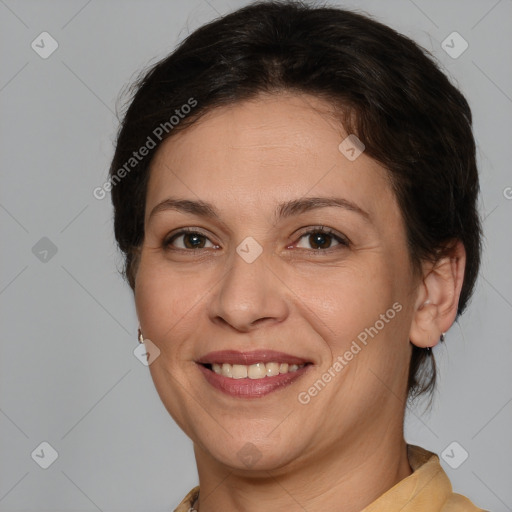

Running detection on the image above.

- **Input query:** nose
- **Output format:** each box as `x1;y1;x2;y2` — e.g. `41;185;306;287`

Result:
208;245;290;332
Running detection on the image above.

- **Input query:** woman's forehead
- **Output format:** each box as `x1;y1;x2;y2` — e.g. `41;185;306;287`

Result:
144;96;401;241
147;94;389;200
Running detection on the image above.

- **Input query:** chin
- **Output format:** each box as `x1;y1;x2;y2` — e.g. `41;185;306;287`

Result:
197;432;307;473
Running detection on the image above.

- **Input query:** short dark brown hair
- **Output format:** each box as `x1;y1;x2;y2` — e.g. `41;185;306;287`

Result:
109;1;482;400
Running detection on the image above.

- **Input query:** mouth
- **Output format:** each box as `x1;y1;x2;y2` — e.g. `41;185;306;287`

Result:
196;350;313;398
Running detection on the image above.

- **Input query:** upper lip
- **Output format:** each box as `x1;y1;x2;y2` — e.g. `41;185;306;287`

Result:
196;350;311;366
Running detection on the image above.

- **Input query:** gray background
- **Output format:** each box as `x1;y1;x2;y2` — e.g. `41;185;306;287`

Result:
1;0;511;510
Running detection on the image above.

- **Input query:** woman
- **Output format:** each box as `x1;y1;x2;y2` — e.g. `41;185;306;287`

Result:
109;2;485;510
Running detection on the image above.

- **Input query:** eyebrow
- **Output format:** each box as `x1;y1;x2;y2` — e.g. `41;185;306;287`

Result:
148;196;371;223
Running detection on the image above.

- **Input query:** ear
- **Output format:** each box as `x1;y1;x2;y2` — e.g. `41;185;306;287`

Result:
409;240;466;349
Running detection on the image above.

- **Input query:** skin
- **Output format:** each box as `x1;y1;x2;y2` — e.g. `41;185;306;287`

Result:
134;92;466;512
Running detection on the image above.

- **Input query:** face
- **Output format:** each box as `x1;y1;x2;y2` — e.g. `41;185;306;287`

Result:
135;92;420;473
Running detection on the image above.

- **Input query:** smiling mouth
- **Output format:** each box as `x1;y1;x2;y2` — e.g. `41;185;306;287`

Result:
200;361;311;379
197;361;313;398
196;349;313;397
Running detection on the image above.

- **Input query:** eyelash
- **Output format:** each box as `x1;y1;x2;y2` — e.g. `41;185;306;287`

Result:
162;226;350;253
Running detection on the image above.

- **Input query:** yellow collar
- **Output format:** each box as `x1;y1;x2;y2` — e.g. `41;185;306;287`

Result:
173;444;484;511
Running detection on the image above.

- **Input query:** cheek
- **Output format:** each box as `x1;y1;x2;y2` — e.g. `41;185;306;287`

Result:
134;255;196;349
293;259;396;344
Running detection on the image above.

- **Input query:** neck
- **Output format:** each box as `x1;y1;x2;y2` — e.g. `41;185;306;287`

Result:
192;432;412;512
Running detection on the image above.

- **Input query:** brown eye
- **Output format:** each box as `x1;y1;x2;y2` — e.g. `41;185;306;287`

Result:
295;227;349;250
164;230;216;250
182;232;207;249
307;232;334;249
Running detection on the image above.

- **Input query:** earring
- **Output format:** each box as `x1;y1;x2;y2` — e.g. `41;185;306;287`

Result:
138;327;144;344
425;332;445;354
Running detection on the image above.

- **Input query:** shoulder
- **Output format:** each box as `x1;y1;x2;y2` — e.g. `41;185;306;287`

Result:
441;492;488;511
172;485;199;512
408;444;486;512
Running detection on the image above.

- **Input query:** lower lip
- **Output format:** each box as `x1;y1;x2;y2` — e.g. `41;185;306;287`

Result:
197;363;310;398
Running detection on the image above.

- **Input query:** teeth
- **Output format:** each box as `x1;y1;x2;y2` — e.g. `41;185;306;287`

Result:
248;362;266;379
232;364;248;379
266;362;280;377
207;362;306;379
221;363;232;378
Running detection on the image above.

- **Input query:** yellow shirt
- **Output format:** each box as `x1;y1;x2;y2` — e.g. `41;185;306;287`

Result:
173;444;486;511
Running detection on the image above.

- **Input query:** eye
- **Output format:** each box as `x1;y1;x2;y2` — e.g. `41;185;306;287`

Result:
294;226;349;251
162;226;349;252
163;228;218;250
